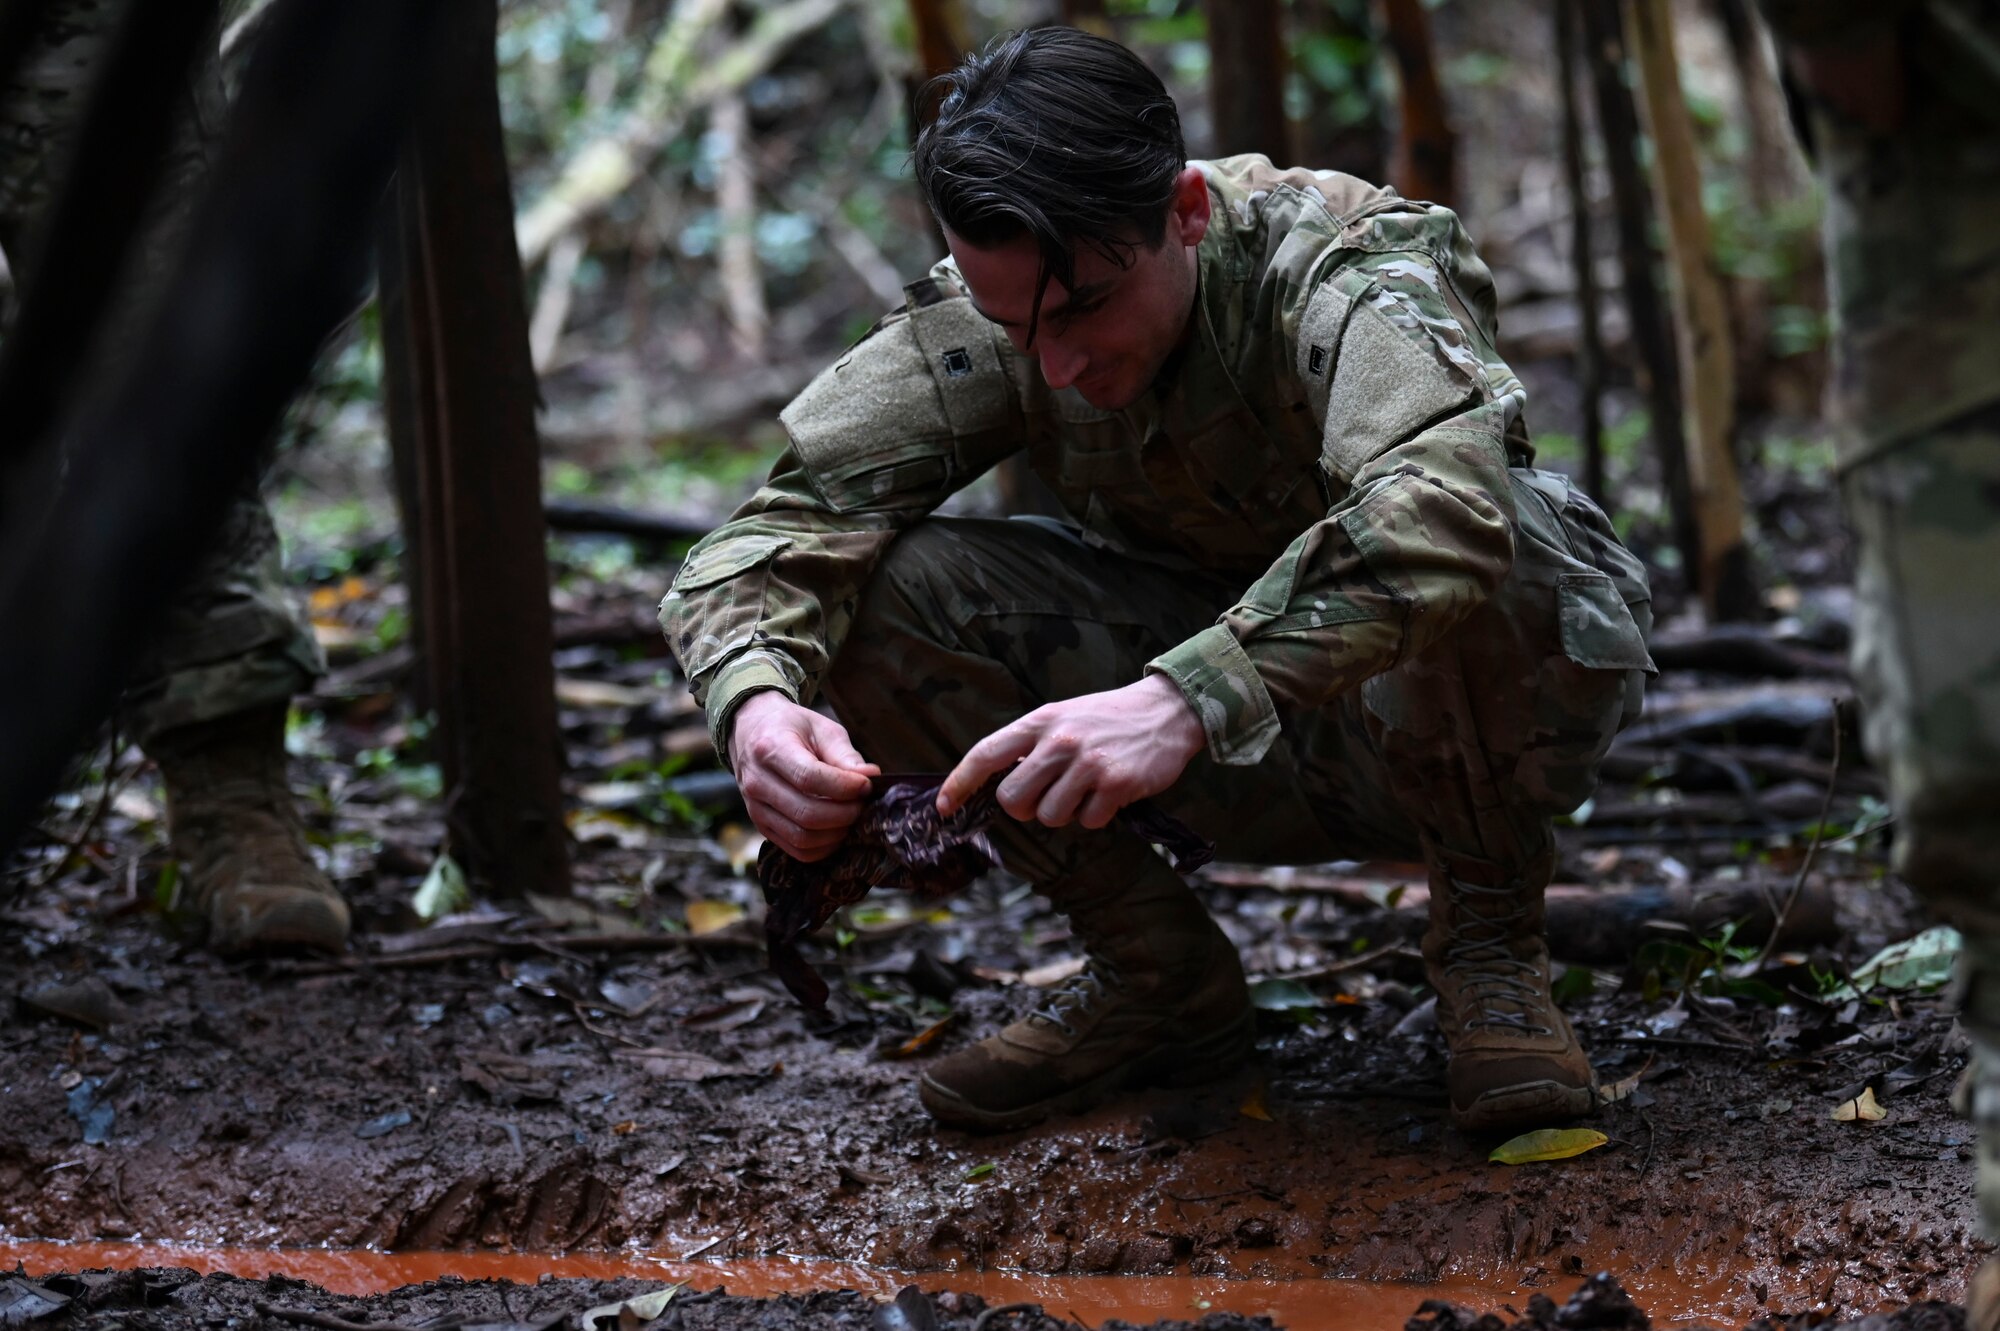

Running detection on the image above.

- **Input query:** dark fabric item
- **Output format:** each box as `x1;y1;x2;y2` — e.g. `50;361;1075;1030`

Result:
758;773;1213;1009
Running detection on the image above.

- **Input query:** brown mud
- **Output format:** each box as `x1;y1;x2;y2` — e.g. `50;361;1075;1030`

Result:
1;825;1985;1328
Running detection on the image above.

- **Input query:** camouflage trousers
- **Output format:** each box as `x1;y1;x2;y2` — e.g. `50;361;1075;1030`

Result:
1845;401;2000;1236
0;0;322;749
820;467;1652;906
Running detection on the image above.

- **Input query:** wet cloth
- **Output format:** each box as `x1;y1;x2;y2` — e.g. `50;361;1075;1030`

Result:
758;773;1212;1009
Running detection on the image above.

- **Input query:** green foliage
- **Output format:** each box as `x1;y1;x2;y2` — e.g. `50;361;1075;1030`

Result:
1632;921;1786;1007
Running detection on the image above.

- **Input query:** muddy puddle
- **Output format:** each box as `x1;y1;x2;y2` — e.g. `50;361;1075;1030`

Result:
0;1237;1767;1328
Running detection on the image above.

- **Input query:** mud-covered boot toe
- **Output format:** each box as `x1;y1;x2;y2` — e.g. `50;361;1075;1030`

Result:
919;915;1253;1133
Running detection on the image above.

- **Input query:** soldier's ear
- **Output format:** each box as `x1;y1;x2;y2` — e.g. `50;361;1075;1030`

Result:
1167;166;1210;248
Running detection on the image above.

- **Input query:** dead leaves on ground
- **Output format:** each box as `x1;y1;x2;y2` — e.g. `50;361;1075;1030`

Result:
1490;1128;1610;1164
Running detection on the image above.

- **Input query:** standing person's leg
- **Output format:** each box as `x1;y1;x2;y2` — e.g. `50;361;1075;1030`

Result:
1303;468;1652;1131
0;0;341;952
822;516;1344;1131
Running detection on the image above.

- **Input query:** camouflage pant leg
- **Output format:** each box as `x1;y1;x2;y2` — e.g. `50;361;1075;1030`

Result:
1328;469;1653;873
821;500;1644;892
819;517;1353;905
1843;406;2000;1238
0;0;322;749
1845;403;2000;938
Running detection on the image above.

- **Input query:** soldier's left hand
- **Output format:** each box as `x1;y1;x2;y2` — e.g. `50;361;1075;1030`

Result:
936;674;1205;830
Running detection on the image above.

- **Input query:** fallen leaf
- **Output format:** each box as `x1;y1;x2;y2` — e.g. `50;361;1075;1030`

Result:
575;780;652;811
1832;1086;1888;1122
962;1161;996;1181
20;978;128;1031
1840;927;1961;998
686;899;747;935
1596;1057;1654;1105
580;1285;681;1330
1489;1128;1609;1164
1239;1083;1274;1121
557;678;654;710
0;1275;72;1324
567;810;654;850
714;823;764;875
681;992;767;1032
884;1014;956;1060
1022;956;1088;987
612;1120;639;1135
1248;977;1321;1012
413;853;469;923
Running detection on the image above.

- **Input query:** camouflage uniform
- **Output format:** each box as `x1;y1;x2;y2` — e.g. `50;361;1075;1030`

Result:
1759;0;2000;1246
663;157;1655;1124
0;0;322;748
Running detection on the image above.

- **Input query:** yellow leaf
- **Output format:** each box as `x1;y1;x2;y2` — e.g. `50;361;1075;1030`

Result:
714;823;764;875
1240;1083;1273;1121
1489;1128;1609;1164
886;1015;957;1060
1832;1086;1887;1122
686;899;747;936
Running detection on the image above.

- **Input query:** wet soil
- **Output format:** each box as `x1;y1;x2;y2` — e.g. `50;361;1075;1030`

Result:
0;768;1985;1329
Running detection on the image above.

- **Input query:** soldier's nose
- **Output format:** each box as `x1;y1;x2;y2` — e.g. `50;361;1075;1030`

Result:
1038;342;1087;390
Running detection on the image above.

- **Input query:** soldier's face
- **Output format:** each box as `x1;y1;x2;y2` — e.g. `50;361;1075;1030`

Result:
946;167;1212;410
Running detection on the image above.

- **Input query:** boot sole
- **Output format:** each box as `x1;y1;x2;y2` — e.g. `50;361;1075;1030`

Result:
919;1007;1257;1134
1449;1078;1597;1134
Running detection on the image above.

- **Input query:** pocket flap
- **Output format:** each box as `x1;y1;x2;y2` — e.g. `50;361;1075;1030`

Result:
671;535;792;593
1558;573;1656;673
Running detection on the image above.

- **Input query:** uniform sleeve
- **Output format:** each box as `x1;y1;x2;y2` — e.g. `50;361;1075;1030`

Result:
658;292;1022;760
1146;263;1518;766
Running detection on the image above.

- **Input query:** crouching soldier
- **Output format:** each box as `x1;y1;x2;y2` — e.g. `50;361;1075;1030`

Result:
660;28;1654;1134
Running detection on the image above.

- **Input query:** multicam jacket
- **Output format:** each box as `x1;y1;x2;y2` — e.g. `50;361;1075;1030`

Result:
661;155;1650;766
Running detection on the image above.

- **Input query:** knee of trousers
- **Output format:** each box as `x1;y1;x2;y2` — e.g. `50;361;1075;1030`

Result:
822;523;986;711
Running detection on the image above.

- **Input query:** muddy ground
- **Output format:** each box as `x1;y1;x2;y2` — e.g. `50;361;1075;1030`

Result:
0;600;1987;1329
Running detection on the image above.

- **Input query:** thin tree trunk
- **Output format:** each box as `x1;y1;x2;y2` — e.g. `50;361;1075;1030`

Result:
1377;0;1455;208
383;0;572;897
1578;0;1701;588
713;92;767;360
906;0;968;85
1555;0;1606;501
1625;0;1757;622
1204;0;1289;158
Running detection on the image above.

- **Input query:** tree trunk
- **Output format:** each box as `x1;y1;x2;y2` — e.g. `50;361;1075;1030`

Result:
1377;0;1455;208
1204;0;1289;158
1577;0;1701;588
381;0;572;898
1059;0;1113;37
905;0;968;85
1555;0;1606;501
1625;0;1758;622
1290;0;1387;181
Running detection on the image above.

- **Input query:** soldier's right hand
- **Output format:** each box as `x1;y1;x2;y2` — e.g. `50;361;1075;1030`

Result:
728;691;878;862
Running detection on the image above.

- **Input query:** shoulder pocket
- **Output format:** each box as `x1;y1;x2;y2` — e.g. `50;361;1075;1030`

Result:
1557;573;1656;673
671;534;792;592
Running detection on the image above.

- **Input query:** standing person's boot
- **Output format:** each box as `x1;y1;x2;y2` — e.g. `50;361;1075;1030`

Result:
150;703;349;955
1423;845;1594;1132
919;862;1253;1132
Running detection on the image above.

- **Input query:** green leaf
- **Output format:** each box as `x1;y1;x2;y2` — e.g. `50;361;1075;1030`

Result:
1550;966;1596;1006
1837;926;1961;998
1489;1128;1609;1165
1248;977;1321;1012
413;852;469;923
962;1161;996;1181
154;861;182;914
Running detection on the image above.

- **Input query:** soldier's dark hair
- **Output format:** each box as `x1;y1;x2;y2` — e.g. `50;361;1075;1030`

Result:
912;27;1188;343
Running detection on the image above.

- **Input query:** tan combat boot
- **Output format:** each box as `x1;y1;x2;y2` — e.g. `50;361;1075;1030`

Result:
1423;845;1594;1132
919;867;1254;1132
151;703;350;955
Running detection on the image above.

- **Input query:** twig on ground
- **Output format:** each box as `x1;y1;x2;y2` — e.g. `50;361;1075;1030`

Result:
253;1301;460;1331
1268;942;1422;984
1753;711;1843;970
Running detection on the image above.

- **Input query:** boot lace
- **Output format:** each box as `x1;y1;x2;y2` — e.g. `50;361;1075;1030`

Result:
1029;965;1126;1039
1441;876;1553;1036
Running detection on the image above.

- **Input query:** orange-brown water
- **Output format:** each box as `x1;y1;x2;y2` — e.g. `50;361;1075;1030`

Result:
0;1238;1752;1329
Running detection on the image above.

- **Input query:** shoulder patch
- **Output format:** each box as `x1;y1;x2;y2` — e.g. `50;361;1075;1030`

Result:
1312;274;1483;485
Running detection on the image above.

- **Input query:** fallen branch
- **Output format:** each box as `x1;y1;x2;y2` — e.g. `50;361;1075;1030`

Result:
515;0;850;267
272;929;763;978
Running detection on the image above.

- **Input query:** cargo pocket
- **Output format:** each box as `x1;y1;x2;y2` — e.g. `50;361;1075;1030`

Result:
660;534;794;673
1557;572;1656;673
